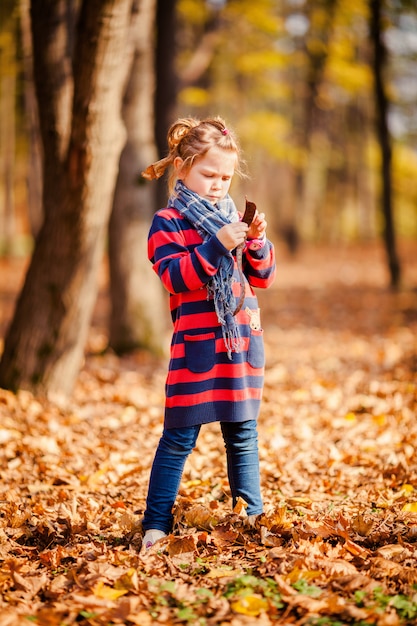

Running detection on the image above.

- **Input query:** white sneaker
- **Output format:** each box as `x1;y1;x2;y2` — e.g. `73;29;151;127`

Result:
142;529;167;550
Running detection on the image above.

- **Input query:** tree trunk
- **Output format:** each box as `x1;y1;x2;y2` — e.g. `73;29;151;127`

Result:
154;0;178;208
0;0;133;396
369;0;400;288
297;0;337;244
108;0;167;355
19;0;43;238
0;11;16;253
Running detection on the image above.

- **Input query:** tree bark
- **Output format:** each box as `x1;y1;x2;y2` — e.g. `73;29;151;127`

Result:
154;0;178;208
0;11;16;252
19;0;44;238
369;0;400;288
0;0;133;396
108;0;167;355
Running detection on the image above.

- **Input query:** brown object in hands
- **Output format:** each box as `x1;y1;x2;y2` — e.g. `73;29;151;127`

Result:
233;199;256;316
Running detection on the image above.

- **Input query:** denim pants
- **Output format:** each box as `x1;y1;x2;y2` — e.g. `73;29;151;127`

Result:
142;420;263;534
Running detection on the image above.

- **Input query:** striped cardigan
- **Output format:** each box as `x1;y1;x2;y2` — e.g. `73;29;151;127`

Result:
148;207;276;428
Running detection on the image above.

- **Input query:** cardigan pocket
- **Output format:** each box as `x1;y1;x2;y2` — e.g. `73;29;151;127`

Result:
247;328;265;368
184;332;216;373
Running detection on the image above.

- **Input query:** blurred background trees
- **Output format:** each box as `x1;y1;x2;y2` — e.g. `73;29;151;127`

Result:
173;0;416;259
0;0;416;396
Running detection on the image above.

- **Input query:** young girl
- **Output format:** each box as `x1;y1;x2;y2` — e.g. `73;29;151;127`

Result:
140;116;276;550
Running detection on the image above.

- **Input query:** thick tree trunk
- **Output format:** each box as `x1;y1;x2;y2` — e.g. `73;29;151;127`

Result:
369;0;400;288
19;0;44;238
0;0;133;396
109;0;167;355
0;12;16;252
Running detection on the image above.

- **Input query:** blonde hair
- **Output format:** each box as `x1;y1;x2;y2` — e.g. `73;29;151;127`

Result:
142;116;243;195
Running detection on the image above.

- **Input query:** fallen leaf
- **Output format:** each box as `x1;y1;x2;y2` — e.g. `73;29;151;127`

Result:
93;580;129;600
231;594;269;616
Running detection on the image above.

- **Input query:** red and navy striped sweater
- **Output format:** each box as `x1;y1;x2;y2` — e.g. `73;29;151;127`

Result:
148;207;276;428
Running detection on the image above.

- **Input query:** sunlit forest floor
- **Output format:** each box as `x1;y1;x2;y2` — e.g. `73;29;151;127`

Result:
1;240;417;625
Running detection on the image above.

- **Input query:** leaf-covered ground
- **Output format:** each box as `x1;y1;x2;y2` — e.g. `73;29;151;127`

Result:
1;241;417;626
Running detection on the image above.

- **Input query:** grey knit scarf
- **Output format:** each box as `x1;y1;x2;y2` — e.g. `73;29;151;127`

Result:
169;180;242;358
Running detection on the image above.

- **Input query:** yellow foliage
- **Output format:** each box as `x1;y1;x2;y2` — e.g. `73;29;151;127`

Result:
402;503;417;513
372;414;386;426
227;0;282;36
306;38;328;56
345;412;357;422
236;50;286;75
326;57;372;94
179;87;210;108
238;111;298;164
93;580;129;600
286;567;322;583
177;0;209;25
231;593;269;616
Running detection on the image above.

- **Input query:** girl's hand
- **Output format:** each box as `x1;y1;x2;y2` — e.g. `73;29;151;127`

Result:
247;211;267;240
216;222;248;251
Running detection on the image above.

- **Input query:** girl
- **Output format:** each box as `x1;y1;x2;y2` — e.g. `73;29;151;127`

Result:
140;116;276;550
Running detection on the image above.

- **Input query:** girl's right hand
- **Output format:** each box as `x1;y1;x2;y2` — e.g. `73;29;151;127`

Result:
216;222;248;251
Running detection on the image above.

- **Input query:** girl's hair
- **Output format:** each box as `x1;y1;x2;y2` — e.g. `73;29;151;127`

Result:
142;116;243;195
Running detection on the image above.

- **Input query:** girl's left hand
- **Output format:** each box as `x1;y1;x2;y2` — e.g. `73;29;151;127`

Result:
247;211;267;240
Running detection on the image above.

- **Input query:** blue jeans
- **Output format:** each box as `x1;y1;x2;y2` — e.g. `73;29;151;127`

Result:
142;420;263;533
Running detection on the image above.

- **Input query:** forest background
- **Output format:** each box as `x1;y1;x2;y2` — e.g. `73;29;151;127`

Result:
0;0;416;394
0;1;417;625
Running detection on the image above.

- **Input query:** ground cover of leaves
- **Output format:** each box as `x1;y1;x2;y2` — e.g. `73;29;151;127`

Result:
0;241;416;626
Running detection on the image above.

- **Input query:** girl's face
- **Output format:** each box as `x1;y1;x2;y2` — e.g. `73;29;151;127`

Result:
174;146;237;204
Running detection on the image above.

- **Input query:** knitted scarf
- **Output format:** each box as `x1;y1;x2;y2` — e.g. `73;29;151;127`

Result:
169;180;242;358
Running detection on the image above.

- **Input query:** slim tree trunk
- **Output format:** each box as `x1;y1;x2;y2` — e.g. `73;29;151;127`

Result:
0;0;133;396
369;0;400;288
108;0;167;355
154;0;178;208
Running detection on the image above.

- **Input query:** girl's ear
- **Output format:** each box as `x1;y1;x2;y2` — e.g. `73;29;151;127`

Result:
173;156;185;178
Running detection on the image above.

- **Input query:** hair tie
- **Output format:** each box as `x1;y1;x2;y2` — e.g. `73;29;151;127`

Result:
221;128;229;135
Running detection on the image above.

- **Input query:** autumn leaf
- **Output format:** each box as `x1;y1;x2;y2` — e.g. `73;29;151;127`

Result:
93;580;129;600
206;567;244;579
167;534;198;556
402;502;417;513
184;504;219;529
231;594;269;616
1;242;417;624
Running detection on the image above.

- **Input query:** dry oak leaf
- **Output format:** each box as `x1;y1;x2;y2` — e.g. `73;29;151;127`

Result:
375;543;411;561
211;524;243;548
43;573;73;600
69;592;117;609
11;569;49;599
350;513;375;536
370;557;417;584
184;504;219;530
206;566;244;579
167;534;198;556
331;574;377;594
233;496;249;516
